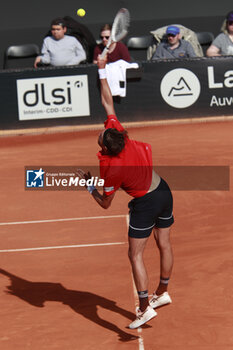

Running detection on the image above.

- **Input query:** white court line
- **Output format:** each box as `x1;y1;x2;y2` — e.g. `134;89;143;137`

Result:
0;214;126;227
126;215;145;350
0;242;126;253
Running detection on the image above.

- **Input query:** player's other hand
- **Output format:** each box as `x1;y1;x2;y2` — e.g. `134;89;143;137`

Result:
97;55;107;69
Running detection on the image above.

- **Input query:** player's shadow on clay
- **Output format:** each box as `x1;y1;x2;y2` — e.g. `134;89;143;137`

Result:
0;268;144;342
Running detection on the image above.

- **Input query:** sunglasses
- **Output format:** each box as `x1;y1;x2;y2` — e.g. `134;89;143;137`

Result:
167;33;176;37
100;35;110;40
228;20;233;25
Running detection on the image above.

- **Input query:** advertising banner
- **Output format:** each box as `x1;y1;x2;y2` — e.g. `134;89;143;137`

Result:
17;74;90;120
1;57;233;129
138;57;233;118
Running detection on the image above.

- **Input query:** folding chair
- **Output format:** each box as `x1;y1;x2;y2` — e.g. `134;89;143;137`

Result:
3;43;40;69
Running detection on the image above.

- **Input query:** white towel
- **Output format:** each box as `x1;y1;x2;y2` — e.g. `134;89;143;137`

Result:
105;60;139;97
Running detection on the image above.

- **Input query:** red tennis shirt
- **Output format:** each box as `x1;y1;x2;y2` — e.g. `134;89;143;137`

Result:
97;115;153;198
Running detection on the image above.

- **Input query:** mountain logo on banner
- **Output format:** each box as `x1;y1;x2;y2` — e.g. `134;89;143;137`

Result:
160;68;201;108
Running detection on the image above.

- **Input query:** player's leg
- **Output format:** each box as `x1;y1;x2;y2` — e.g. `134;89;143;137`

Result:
127;192;160;328
149;226;173;309
128;236;157;329
128;236;149;311
154;226;173;294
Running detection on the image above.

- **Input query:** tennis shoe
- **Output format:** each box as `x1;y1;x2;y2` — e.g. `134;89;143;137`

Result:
149;291;172;309
128;306;157;329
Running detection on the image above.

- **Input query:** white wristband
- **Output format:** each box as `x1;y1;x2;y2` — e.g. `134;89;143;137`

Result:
98;68;107;79
87;185;96;194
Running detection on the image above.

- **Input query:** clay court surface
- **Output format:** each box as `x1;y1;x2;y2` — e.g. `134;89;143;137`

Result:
0;120;233;349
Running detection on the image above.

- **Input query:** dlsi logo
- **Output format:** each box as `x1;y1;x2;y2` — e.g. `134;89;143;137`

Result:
160;68;201;108
23;80;83;107
17;75;90;121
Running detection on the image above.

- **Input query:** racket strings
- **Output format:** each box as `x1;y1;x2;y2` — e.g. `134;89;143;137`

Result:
100;8;130;58
112;9;130;42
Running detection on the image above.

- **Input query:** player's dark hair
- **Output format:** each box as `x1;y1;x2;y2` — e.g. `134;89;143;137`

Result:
103;128;128;156
51;17;66;28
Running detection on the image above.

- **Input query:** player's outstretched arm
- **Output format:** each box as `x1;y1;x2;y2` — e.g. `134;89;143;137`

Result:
97;56;116;116
76;169;115;209
89;188;115;209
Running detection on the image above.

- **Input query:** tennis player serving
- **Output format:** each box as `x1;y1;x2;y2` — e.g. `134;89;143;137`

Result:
77;55;174;329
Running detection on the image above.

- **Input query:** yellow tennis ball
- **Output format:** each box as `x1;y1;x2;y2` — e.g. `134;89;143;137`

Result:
77;8;86;17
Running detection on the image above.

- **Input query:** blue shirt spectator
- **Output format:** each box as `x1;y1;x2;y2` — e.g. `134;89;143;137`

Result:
152;25;197;59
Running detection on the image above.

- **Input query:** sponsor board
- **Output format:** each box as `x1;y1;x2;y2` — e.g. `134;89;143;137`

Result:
160;65;233;109
17;75;90;120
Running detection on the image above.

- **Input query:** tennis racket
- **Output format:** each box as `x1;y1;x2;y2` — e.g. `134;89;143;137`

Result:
100;8;130;59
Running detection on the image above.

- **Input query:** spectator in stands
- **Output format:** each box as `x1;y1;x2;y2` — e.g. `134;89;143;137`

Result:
34;17;86;68
206;11;233;57
93;24;131;63
151;25;197;59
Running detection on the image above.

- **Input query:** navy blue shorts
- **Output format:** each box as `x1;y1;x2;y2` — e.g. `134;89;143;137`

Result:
128;178;174;238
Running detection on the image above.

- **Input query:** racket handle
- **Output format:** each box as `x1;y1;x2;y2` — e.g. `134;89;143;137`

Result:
100;46;109;59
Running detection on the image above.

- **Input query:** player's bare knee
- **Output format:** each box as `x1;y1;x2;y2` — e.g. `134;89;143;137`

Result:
158;237;171;251
128;250;142;265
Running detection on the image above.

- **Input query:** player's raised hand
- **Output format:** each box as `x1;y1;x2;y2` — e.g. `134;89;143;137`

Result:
97;54;107;69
